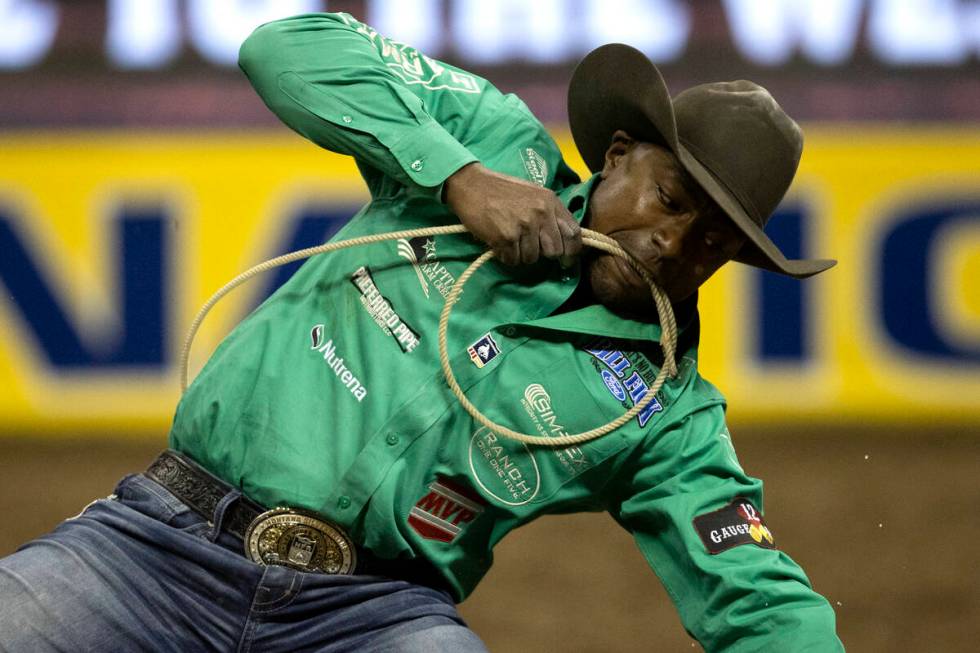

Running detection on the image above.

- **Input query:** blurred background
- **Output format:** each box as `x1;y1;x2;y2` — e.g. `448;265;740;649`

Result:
0;1;978;650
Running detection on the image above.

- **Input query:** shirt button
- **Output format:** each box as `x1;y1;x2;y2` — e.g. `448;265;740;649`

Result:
386;433;400;446
342;115;353;123
337;496;351;509
410;159;424;172
503;326;517;337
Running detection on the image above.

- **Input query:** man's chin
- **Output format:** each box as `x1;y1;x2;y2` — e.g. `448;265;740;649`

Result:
587;257;657;319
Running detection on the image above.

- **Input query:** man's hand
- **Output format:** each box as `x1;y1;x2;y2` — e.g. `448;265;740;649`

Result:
443;163;582;267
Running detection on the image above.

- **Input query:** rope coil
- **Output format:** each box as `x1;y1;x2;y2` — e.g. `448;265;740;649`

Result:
180;226;678;447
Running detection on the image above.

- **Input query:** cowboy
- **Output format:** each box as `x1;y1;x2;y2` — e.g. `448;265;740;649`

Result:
0;12;842;652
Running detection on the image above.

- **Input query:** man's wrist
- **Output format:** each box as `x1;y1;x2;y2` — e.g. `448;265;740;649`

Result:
442;162;482;207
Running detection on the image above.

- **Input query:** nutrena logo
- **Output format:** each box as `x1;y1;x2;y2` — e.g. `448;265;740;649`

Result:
311;324;325;349
408;477;486;543
309;325;367;402
693;498;776;555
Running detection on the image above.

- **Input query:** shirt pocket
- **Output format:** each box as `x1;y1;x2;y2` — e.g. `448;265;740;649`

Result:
514;354;632;504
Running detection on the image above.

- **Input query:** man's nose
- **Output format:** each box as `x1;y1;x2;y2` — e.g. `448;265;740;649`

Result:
652;221;693;260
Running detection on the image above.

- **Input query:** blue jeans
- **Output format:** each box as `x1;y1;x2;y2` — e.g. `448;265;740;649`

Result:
0;474;488;652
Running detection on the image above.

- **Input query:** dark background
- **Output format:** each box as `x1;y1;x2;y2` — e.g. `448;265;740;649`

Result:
4;0;980;128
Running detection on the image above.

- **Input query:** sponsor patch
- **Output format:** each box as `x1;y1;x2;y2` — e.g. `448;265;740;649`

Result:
339;14;481;94
309;325;367;402
468;426;540;506
584;338;664;427
600;369;626;401
519;147;549;187
408;477;486;543
396;236;456;299
350;266;421;353
522;383;590;476
467;333;500;368
693;499;776;555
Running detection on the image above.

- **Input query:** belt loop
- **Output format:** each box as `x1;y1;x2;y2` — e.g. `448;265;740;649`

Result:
208;489;242;542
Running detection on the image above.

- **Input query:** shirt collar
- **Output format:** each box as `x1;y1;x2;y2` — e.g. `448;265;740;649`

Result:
557;172;601;223
522;296;699;342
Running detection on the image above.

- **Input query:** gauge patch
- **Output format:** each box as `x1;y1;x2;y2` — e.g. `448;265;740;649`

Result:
693;499;775;554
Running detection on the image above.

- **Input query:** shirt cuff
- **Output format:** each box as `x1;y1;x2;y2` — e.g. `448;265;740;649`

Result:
388;120;479;197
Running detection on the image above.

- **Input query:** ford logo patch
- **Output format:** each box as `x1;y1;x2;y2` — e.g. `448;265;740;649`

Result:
600;369;626;401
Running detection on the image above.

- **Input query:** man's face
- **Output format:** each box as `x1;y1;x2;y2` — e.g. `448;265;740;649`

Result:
584;132;746;315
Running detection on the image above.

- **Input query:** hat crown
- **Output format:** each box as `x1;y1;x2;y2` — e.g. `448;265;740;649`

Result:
568;43;836;278
673;81;803;228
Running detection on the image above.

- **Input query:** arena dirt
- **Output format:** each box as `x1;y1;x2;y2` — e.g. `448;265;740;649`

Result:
1;428;977;652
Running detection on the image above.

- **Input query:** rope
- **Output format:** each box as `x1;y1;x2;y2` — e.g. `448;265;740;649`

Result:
180;226;678;447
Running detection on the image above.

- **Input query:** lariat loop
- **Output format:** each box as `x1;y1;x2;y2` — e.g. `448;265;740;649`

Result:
180;226;677;446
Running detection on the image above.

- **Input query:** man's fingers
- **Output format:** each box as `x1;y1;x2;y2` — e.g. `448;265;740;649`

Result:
557;214;582;268
539;213;564;260
496;239;519;266
456;177;578;267
519;225;539;264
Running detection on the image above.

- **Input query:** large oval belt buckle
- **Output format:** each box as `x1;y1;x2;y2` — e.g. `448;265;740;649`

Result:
244;507;357;575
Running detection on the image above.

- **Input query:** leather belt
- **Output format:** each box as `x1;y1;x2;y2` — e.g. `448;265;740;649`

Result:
146;450;261;540
145;450;448;591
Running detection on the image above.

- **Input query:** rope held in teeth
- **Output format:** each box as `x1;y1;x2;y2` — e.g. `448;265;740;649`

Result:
179;226;677;447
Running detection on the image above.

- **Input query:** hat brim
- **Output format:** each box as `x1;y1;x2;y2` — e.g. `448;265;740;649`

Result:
567;44;836;279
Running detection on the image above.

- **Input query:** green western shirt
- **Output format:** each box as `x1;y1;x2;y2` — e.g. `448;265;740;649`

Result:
170;12;842;651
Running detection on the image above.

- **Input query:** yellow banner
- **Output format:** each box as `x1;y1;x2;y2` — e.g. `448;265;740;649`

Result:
0;128;977;434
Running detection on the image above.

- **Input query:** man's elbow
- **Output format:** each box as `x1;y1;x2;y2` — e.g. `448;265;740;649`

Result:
238;14;346;80
238;19;287;77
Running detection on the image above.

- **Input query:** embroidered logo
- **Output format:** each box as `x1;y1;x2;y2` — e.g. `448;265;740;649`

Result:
519;147;549;186
396;237;456;299
468;426;540;506
693;499;776;555
350;266;421;353
309;325;367;402
408;477;486;543
600;369;626;402
584;339;664;427
339;15;480;94
467;332;500;368
521;384;589;476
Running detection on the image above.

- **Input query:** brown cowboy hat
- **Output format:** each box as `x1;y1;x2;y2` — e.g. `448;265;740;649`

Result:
568;43;836;278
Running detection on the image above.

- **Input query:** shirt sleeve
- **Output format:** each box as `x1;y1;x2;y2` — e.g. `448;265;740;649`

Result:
238;12;482;198
606;405;844;652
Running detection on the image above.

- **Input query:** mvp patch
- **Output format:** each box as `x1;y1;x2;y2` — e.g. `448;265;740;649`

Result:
693;499;775;555
408;477;486;543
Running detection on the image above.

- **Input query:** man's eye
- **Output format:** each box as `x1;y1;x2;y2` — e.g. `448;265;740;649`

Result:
657;184;677;210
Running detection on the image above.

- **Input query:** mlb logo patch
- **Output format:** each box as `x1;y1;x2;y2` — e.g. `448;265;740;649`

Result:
467;333;500;368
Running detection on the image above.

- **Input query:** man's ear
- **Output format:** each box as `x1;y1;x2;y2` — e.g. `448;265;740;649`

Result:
601;130;636;178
